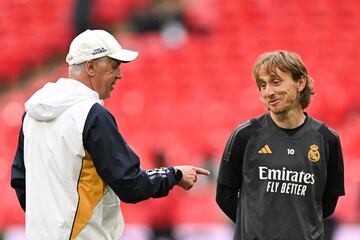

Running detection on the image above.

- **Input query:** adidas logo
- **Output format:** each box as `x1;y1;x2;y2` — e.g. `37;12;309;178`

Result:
258;144;272;154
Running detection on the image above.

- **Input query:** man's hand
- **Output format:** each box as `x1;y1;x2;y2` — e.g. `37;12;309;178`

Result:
174;166;211;190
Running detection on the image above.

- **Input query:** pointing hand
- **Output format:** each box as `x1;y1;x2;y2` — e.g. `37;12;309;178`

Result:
174;166;211;190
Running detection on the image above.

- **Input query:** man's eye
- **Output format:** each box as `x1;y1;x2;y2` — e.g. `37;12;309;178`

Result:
273;79;281;85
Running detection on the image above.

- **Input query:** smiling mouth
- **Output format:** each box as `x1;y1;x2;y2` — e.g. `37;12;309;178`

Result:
269;99;280;105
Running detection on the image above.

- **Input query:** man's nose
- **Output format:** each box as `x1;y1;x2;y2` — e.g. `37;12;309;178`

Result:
263;85;275;96
116;68;123;80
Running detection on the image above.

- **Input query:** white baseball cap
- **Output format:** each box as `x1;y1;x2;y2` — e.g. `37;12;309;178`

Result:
66;29;139;65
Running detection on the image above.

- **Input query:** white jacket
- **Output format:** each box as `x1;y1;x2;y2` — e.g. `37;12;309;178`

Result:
24;78;124;239
11;78;179;239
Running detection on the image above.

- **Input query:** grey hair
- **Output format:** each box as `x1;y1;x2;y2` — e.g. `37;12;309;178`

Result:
68;57;109;77
68;63;84;77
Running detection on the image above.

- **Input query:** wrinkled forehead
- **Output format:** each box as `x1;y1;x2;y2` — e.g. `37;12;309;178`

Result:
95;56;121;68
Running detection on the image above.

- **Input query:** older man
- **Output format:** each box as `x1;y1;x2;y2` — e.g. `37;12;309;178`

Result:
11;29;209;239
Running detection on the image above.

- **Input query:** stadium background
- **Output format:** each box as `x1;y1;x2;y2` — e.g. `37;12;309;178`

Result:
0;0;359;239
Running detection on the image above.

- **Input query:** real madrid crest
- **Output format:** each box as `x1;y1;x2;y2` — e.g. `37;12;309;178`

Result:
308;144;320;162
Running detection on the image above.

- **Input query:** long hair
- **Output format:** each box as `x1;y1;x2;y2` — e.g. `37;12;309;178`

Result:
252;50;315;109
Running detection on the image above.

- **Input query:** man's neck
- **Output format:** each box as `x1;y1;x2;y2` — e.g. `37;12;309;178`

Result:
270;108;306;129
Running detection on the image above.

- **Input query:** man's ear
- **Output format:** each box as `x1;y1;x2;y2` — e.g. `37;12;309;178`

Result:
298;76;306;92
85;60;96;77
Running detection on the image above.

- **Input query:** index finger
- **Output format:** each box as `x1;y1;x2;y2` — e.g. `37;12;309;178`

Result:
193;167;211;176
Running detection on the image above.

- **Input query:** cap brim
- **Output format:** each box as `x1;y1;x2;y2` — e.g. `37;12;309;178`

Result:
108;49;139;63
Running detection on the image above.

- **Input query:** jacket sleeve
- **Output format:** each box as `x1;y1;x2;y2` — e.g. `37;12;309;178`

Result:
83;104;180;204
10;113;26;211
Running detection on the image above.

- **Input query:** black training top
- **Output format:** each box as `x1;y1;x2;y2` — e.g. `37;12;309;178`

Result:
217;113;345;240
